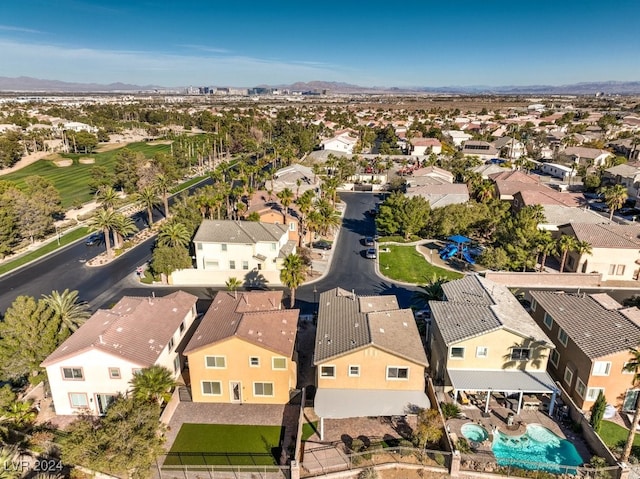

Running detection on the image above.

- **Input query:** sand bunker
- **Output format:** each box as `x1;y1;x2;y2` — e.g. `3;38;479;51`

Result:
53;159;73;167
79;158;95;164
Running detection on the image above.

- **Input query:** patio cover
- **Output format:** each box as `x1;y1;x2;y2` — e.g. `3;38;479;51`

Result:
447;235;471;244
447;369;556;394
315;389;430;419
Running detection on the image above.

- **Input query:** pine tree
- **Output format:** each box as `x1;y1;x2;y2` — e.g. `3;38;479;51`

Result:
589;390;607;433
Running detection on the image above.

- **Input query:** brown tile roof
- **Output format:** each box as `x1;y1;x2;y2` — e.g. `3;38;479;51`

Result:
41;291;198;367
489;170;541;183
560;223;640;248
516;189;586;207
183;291;297;357
410;138;441;147
529;291;640;359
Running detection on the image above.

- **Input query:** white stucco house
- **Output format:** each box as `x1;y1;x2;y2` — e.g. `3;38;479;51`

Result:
41;291;198;416
172;220;296;287
320;133;358;154
409;138;442;156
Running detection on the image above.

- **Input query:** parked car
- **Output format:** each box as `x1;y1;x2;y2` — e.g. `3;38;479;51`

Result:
414;309;431;320
590;202;609;213
85;233;103;246
363;236;374;246
312;240;332;250
365;248;377;259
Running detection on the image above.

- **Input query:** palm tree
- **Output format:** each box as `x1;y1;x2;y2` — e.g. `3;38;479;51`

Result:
136;186;160;226
0;446;20;479
154;174;172;218
96;185;119;211
225;277;242;299
42;289;90;335
295;190;314;247
112;213;138;249
280;253;308;308
536;232;557;273
574;240;593;273
413;273;449;306
601;184;628;221
129;365;176;406
90;207;118;258
558;235;577;273
276;188;294;224
315;199;342;236
2;400;37;428
622;347;640;461
158;221;191;249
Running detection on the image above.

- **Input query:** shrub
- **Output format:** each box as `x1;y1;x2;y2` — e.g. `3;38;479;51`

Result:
398;439;413;456
351;438;365;453
456;438;471;454
434;452;446;466
440;402;460;419
358;467;378;479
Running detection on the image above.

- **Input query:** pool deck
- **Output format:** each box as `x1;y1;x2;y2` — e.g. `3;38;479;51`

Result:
446;402;592;465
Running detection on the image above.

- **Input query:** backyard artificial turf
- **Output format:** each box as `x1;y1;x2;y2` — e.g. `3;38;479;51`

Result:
598;420;640;451
378;244;463;284
166;423;283;466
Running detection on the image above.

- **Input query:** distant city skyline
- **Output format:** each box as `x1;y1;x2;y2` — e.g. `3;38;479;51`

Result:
1;0;639;88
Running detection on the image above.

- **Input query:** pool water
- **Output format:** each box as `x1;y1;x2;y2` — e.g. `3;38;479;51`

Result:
492;424;583;473
461;423;489;442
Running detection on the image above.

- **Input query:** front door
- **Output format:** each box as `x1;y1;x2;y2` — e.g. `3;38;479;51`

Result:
230;381;242;403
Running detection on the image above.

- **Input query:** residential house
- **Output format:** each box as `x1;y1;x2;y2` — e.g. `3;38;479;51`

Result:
539;162;577;181
494;136;526;160
537;205;607;233
461;140;499;161
321;131;358;154
445;130;473;148
556;222;640;280
405;183;470;208
409;138;442;156
313;288;429;439
172;220;295;287
488;170;543;201
511;188;585;212
562;146;613;167
41;291;198;416
602;163;640;202
184;291;297;404
528;291;640;412
270;164;319;195
409;166;454;184
429;275;558;415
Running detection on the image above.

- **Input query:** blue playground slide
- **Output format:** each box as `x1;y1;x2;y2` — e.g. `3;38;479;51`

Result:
462;249;476;264
440;245;458;260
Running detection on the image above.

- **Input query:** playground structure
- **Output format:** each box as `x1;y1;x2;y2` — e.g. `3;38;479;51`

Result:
439;235;476;264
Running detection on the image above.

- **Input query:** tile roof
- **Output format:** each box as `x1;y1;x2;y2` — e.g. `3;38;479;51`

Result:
541;205;608;226
432;275;552;345
42;291;198;367
516;189;586;208
560;223;640;248
314;288;427;366
410;138;442;147
184;291;297;357
563;146;612;159
488;170;541;183
193;220;288;244
529;291;640;359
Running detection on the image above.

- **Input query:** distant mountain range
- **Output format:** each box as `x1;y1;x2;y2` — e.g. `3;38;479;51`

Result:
1;76;640;95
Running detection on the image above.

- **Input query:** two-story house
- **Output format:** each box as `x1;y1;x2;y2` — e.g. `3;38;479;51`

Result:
409;138;442;156
184;290;298;405
429;275;558;415
41;291;198;416
529;291;640;412
313;288;429;440
173;220;296;287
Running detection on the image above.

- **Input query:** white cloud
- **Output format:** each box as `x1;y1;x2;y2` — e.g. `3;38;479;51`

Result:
0;25;43;34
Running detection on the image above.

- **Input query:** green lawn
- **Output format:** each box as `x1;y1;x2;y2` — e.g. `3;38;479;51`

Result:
378;245;463;284
2;142;170;209
166;423;283;466
302;421;318;440
599;420;640;450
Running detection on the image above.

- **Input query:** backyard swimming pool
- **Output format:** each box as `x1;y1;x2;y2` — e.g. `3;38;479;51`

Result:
492;424;584;473
461;423;489;443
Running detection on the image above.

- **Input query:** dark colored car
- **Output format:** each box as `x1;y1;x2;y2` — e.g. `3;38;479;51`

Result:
85;233;103;246
312;240;332;250
363;236;374;246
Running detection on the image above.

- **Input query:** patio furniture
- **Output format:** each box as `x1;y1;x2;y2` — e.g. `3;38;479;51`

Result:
523;395;541;411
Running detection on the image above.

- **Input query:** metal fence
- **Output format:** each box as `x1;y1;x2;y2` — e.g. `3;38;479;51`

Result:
158;454;289;479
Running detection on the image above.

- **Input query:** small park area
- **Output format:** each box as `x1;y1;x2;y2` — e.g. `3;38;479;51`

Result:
378;245;463;284
166;423;283;466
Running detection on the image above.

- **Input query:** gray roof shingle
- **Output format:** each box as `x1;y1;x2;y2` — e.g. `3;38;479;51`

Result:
193;220;288;244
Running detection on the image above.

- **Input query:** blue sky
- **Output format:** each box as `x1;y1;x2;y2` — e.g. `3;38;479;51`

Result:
1;0;639;88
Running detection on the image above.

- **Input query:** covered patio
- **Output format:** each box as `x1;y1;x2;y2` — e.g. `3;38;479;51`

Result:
448;369;559;417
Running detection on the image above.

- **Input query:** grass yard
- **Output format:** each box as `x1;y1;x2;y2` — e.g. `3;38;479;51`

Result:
166;423;283;466
2;142;171;209
598;420;640;451
378;245;463;284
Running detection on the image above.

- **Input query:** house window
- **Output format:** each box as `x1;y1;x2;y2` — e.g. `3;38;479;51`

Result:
511;348;530;361
586;387;605;402
530;299;537;312
168;337;175;351
197;243;202;250
564;367;574;386
229;260;236;269
108;368;121;379
179;321;185;334
618;265;626;276
204;260;219;269
476;346;488;358
62;367;84;380
576;378;587;398
132;368;142;375
609;264;626;276
349;365;360;377
450;347;465;359
205;356;226;368
558;328;568;347
289;222;296;231
173;355;180;372
550;349;560;367
543;313;553;329
249;357;260;367
271;243;277;251
201;381;222;396
623;362;636;375
254;382;274;397
387;367;409;380
320;366;335;378
242;261;249;270
592;361;611;376
272;357;287;370
221;244;227;252
69;393;88;408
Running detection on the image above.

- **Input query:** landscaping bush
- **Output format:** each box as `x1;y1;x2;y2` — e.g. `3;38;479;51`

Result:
358;467;378;479
440;402;460;419
398;439;413;456
351;438;365;453
456;438;471;454
434;452;446;466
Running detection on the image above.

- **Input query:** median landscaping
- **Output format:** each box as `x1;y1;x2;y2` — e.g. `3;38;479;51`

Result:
378;244;463;284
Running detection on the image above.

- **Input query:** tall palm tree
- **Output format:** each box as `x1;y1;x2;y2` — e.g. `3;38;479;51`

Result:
129;365;176;406
622;347;640;461
537;232;557;273
558;235;577;273
574;240;593;273
315;199;342;236
90;207;118;258
225;277;242;299
280;253;308;308
136;186;160;226
158;221;191;249
0;446;20;479
42;288;90;335
413;273;449;306
154;174;172;218
276;188;294;224
295;190;314;247
112;213;138;249
96;185;119;211
601;184;628;221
